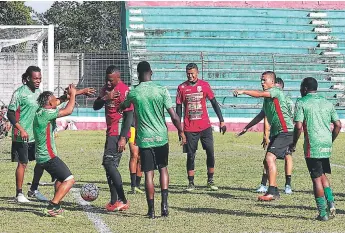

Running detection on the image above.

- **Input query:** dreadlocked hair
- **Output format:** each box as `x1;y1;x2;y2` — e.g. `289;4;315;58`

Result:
37;91;53;108
22;66;41;84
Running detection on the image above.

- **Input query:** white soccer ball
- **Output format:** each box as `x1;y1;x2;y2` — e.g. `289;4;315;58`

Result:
80;183;99;202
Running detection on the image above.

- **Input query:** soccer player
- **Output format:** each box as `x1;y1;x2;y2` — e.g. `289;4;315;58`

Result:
93;65;133;212
8;66;95;203
120;61;186;219
7;66;48;203
34;85;77;217
289;77;341;221
128;118;144;194
234;71;294;201
257;78;294;194
176;63;226;192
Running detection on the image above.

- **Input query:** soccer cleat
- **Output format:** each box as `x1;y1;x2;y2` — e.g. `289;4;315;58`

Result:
258;192;280;201
161;203;169;217
27;190;49;202
16;193;31;203
43;206;64;217
284;185;293;194
328;201;336;218
147;209;155;219
105;200;129;212
185;183;195;192
207;182;218;191
256;184;268;193
316;214;329;221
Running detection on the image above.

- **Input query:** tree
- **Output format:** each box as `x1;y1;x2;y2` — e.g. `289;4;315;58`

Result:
43;1;122;51
0;1;34;25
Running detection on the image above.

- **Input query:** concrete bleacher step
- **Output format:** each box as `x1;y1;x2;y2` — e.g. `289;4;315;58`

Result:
326;67;345;73
327;77;345;82
318;43;337;48
320;51;341;56
311;20;329;25
314;28;332;33
308;12;327;18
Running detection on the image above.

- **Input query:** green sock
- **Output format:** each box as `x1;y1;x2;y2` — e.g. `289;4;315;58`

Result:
315;197;328;217
324;187;334;202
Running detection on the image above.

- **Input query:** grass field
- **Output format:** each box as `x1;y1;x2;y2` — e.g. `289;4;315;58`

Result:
1;131;345;233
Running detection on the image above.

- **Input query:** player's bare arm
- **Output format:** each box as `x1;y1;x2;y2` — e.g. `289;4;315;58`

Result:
332;120;342;142
58;84;77;118
233;90;271;98
262;116;270;149
290;121;303;152
167;108;186;145
237;110;265;137
7;111;29;141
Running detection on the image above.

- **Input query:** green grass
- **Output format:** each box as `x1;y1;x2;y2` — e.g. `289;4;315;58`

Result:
1;131;345;232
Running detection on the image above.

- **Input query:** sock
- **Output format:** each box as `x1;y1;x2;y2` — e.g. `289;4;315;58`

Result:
207;173;214;184
161;189;168;205
267;186;276;195
324;187;335;202
16;189;22;196
315;197;328;217
188;176;194;185
30;163;44;191
285;175;291;186
136;176;142;188
147;199;154;211
130;173;136;188
261;173;268;186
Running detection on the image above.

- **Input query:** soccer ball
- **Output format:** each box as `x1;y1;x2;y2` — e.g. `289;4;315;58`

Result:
80;183;99;202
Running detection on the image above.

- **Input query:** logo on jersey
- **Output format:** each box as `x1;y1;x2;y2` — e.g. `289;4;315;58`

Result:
197;86;202;92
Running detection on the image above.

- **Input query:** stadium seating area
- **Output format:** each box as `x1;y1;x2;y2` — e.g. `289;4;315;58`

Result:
123;5;345;119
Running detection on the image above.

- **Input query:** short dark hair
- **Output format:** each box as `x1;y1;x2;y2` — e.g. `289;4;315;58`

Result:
22;66;41;83
275;77;284;88
301;77;318;91
37;91;53;108
137;61;151;73
186;63;198;71
262;71;276;82
106;65;120;75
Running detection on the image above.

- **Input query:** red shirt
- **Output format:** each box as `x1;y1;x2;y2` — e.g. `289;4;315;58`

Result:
176;79;215;132
100;81;134;136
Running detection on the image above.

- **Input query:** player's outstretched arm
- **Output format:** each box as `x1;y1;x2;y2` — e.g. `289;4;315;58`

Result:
58;84;76;118
167;108;186;145
209;98;226;134
237;110;265;137
233;90;271;98
332;120;342;142
57;87;96;106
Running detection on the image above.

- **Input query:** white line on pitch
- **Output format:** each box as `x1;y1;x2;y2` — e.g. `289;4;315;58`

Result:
71;188;113;233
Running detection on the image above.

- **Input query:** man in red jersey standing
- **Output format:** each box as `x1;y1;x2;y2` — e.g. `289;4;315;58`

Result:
176;63;226;192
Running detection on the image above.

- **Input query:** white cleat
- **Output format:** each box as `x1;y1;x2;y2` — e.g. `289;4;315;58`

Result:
16;193;31;203
256;184;268;193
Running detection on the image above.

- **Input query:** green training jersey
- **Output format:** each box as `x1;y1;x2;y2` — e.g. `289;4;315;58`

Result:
8;85;41;142
294;93;339;159
263;87;294;137
123;81;173;148
33;108;59;164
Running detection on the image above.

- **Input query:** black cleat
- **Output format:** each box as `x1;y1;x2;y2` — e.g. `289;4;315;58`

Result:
161;203;169;217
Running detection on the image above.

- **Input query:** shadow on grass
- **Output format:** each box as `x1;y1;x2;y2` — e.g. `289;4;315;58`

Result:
0;206;44;216
172;206;311;220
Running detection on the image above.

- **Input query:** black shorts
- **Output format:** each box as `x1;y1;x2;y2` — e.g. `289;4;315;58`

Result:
306;158;331;179
139;143;169;172
40;157;73;182
183;127;214;154
267;132;293;159
11;142;35;163
102;135;126;166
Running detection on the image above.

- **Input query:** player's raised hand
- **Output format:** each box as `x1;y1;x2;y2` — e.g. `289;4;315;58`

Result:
220;122;227;135
236;128;247;137
68;84;77;96
105;90;120;101
84;87;96;97
233;90;244;97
